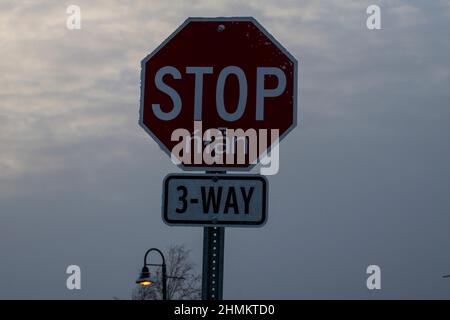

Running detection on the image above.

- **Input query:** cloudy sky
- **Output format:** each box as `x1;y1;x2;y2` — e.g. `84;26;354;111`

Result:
1;0;450;299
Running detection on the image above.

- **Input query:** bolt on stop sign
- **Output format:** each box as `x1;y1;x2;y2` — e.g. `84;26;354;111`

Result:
139;17;298;170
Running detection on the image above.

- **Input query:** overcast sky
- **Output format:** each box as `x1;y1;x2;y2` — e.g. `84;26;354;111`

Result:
1;0;450;299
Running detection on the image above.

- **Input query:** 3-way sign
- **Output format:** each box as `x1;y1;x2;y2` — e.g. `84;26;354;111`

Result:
163;174;267;227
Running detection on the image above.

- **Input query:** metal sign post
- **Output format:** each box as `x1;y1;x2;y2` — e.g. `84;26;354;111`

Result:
202;171;225;300
202;226;225;300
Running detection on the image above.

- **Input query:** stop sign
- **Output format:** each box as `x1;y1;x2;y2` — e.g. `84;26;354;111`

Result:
139;17;298;170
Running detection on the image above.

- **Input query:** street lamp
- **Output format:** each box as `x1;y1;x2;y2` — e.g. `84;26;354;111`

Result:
135;266;155;286
136;248;167;300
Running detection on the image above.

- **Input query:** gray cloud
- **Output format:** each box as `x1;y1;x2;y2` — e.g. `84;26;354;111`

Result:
1;0;450;299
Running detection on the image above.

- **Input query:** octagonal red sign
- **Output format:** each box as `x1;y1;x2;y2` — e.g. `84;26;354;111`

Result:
139;17;298;170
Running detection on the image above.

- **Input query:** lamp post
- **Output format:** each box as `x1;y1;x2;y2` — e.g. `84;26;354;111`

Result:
136;248;167;300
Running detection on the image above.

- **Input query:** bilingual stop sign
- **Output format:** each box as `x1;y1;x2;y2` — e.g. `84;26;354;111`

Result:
139;17;298;170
